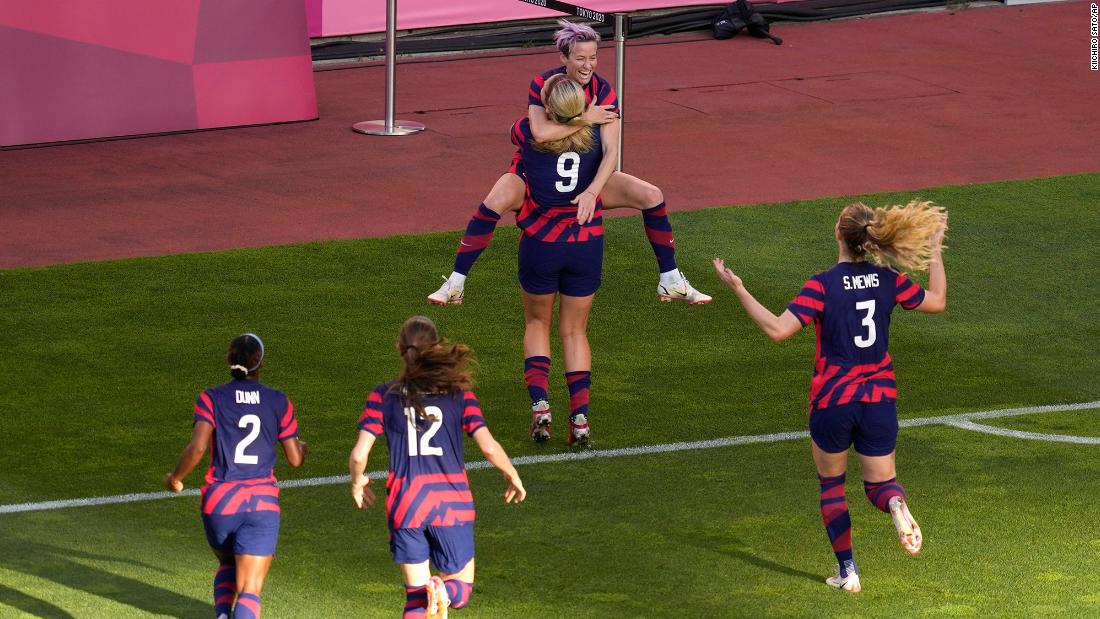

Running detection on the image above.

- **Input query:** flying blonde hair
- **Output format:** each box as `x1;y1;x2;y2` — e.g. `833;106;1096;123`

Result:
838;200;948;272
535;73;595;155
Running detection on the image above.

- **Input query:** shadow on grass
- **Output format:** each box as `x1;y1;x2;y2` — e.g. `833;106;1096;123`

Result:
0;535;208;618
678;531;823;585
0;583;75;618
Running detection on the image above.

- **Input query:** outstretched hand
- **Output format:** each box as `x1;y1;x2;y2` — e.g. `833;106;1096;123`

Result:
713;258;744;292
583;104;619;125
503;473;526;504
930;212;949;249
571;191;598;225
351;477;376;509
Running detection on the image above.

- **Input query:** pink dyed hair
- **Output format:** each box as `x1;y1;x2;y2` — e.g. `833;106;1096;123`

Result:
554;19;600;56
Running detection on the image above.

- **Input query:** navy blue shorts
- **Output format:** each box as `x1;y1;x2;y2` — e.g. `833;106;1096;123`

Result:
203;511;281;557
809;401;899;456
518;234;603;297
390;524;475;574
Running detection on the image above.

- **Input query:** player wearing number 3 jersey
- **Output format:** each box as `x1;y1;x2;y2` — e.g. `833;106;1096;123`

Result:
350;316;525;618
165;333;307;619
713;200;948;593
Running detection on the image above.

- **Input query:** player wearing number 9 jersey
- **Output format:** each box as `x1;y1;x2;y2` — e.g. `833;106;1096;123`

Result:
350;316;525;619
165;333;307;619
713;200;948;593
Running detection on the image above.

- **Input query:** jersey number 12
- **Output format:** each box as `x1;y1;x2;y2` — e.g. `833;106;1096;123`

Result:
406;406;444;457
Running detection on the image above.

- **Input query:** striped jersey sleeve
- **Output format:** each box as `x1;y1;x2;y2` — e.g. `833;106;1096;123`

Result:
894;272;926;310
357;386;386;436
593;76;618;112
278;398;299;440
510;117;529;147
193;391;215;427
787;276;826;326
529;72;550;107
461;390;487;436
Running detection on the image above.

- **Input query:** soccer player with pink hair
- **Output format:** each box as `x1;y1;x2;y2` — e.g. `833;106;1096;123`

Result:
165;333;307;619
428;19;710;307
349;316;525;618
713;200;949;592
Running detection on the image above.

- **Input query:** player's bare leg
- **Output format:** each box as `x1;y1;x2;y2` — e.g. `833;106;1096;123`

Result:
400;561;445;618
429;174;525;305
559;293;594;447
232;554;273;618
812;443;861;592
860;451;922;555
600;172;711;304
522;291;555;441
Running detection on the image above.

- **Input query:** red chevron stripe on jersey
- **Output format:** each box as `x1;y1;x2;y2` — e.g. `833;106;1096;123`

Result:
201;478;280;515
386;472;475;530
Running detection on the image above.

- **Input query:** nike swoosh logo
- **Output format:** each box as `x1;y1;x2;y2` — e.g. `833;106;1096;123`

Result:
460;241;472;246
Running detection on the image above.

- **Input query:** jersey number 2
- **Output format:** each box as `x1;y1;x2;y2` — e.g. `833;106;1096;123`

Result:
555;152;581;192
406;406;444;457
854;300;877;348
234;414;261;464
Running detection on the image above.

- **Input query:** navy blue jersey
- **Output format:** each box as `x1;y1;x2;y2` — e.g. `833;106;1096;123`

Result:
529;67;618;113
510;117;604;242
358;382;487;530
787;262;926;410
193;379;298;514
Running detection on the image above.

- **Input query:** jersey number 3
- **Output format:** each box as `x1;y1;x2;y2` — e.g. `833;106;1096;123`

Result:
854;300;877;348
406;406;444;457
555;152;581;192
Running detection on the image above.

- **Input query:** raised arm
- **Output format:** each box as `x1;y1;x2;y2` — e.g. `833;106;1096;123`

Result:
348;430;377;509
916;214;948;314
528;103;618;143
573;120;621;225
472;427;526;503
713;258;804;342
165;421;213;492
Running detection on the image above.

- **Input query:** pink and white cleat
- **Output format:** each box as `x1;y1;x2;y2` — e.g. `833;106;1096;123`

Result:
889;496;923;555
566;413;591;448
425;575;450;619
657;270;712;305
427;277;464;305
530;400;552;442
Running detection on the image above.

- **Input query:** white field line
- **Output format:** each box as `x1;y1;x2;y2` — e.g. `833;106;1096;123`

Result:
1;400;1097;516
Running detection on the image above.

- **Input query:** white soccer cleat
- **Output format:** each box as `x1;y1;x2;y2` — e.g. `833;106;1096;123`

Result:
657;271;712;304
567;413;591;448
425;575;450;619
825;561;861;592
427;277;464;305
530;400;552;442
889;496;923;555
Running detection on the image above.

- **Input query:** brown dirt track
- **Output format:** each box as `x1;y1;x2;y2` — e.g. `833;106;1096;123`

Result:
1;1;1097;268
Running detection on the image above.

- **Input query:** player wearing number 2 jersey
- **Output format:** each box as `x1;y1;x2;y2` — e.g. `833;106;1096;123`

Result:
713;200;948;593
165;333;307;619
350;316;525;619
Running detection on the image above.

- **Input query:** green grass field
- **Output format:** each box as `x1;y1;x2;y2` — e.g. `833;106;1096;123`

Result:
2;174;1098;617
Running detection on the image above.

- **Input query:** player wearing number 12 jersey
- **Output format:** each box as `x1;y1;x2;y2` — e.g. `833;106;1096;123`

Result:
350;316;525;619
166;333;307;619
713;200;948;593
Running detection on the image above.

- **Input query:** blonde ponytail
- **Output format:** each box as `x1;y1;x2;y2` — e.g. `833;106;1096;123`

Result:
839;200;947;272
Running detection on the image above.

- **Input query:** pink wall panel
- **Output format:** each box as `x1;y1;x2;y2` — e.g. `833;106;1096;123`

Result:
316;0;725;37
1;0;317;146
0;0;201;64
194;56;318;129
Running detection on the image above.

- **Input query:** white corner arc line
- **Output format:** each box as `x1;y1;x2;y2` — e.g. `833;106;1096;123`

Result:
1;400;1097;515
946;420;1100;444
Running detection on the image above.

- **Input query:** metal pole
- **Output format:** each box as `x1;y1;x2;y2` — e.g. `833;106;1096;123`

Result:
613;13;627;171
352;0;424;136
